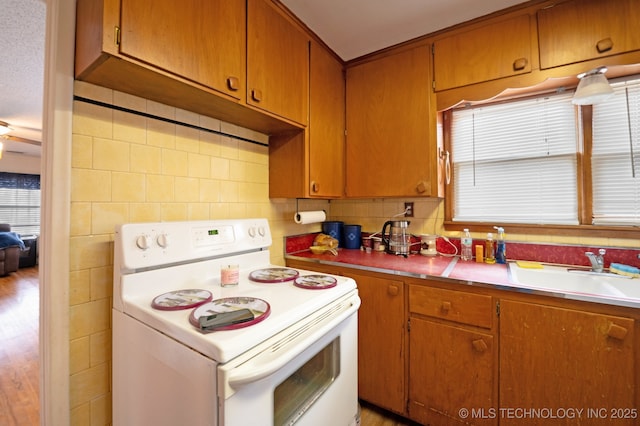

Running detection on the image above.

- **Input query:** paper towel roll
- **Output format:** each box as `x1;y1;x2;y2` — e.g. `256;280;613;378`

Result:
294;210;326;224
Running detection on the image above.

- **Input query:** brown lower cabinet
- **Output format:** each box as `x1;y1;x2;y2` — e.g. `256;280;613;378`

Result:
285;259;639;425
285;260;407;415
500;299;636;426
352;272;406;415
408;283;497;426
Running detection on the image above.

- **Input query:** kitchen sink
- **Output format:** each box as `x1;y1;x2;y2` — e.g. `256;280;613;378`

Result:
508;263;640;300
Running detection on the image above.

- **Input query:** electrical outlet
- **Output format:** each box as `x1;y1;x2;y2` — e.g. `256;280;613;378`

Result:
404;202;414;217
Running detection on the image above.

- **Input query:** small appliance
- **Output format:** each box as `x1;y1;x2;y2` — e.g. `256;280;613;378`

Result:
381;220;411;256
420;234;438;256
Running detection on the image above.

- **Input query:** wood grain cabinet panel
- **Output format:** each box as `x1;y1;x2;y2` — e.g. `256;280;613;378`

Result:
538;0;640;69
269;41;345;198
346;45;437;197
350;273;406;416
307;41;345;198
409;285;493;328
247;0;309;125
409;318;496;426
433;14;532;91
74;0;303;134
408;282;497;426
119;0;245;100
500;299;636;426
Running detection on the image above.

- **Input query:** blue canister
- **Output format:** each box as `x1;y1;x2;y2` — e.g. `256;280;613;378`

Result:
322;221;344;247
343;224;362;250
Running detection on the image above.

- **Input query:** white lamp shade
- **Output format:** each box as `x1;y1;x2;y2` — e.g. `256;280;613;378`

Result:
0;123;10;136
572;73;614;105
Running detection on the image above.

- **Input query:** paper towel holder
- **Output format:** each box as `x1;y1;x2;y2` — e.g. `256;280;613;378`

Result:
293;198;327;223
295;198;326;215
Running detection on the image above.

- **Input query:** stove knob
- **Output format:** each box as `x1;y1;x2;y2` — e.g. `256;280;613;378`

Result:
136;235;152;250
156;233;169;248
248;227;256;238
258;226;266;237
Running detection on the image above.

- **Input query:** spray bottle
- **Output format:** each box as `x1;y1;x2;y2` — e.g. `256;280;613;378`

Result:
494;226;506;264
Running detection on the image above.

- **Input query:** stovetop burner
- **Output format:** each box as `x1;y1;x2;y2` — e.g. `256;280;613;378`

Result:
248;267;300;283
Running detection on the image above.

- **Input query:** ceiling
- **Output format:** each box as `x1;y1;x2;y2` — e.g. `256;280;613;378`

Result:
0;0;45;158
1;0;527;159
281;0;526;61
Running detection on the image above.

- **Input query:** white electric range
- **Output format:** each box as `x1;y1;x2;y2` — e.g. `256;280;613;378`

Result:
112;218;360;426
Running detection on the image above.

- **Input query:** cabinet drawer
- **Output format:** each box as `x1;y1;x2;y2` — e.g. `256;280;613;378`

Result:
409;285;493;328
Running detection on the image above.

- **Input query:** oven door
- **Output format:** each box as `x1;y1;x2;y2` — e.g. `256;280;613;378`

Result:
218;290;360;426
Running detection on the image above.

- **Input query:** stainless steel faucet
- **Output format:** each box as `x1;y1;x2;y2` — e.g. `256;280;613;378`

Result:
585;249;606;273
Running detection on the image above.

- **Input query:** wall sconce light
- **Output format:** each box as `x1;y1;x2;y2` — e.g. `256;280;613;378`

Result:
0;121;11;136
572;66;614;105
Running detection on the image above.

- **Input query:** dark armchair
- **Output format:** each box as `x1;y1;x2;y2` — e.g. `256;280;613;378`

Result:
0;224;23;276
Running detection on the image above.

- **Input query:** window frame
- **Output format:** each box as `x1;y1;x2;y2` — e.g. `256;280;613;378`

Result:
442;98;640;239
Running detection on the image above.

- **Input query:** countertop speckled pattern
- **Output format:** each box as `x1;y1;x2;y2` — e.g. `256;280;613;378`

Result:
285;239;640;309
286;248;511;285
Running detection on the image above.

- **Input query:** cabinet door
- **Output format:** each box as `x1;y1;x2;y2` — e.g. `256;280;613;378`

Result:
433;14;531;91
247;0;309;125
119;0;245;100
500;300;636;426
409;318;496;426
538;0;640;69
348;273;406;415
308;41;345;198
346;45;435;197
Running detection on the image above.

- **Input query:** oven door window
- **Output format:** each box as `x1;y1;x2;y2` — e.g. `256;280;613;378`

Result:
274;337;341;425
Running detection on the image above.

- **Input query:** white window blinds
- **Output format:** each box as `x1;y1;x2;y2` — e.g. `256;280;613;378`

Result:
451;92;579;225
591;77;640;226
0;173;41;235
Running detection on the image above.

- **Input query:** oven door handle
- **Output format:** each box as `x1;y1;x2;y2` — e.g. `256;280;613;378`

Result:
220;294;360;397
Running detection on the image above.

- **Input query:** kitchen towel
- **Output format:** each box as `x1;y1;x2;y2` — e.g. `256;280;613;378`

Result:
294;210;326;224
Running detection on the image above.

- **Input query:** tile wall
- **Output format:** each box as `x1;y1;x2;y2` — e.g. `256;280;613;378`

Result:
68;81;326;424
329;198;640;249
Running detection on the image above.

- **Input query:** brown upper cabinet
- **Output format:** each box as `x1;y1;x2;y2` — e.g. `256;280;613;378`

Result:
75;0;306;134
269;41;345;199
538;0;640;70
118;0;245;101
433;14;532;91
247;0;310;126
346;44;438;198
307;41;345;198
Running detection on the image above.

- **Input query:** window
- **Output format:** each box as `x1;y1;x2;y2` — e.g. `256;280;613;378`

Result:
446;75;640;235
591;77;640;225
450;92;580;225
0;172;41;235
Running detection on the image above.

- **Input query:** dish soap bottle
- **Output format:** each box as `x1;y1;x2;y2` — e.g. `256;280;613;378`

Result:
494;226;506;264
461;228;473;261
485;233;496;264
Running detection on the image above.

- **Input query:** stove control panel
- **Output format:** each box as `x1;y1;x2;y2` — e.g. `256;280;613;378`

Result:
191;225;236;248
116;218;272;271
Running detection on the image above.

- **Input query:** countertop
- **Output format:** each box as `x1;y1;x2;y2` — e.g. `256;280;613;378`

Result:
285;248;640;309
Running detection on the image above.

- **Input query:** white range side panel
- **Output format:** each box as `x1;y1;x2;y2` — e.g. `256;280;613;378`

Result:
113;312;218;426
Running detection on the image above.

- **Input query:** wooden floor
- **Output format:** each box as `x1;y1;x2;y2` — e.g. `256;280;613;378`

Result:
360;401;420;426
0;266;39;426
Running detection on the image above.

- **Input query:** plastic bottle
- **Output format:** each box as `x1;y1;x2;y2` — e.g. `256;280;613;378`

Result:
494;226;506;264
461;228;473;261
485;233;496;264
